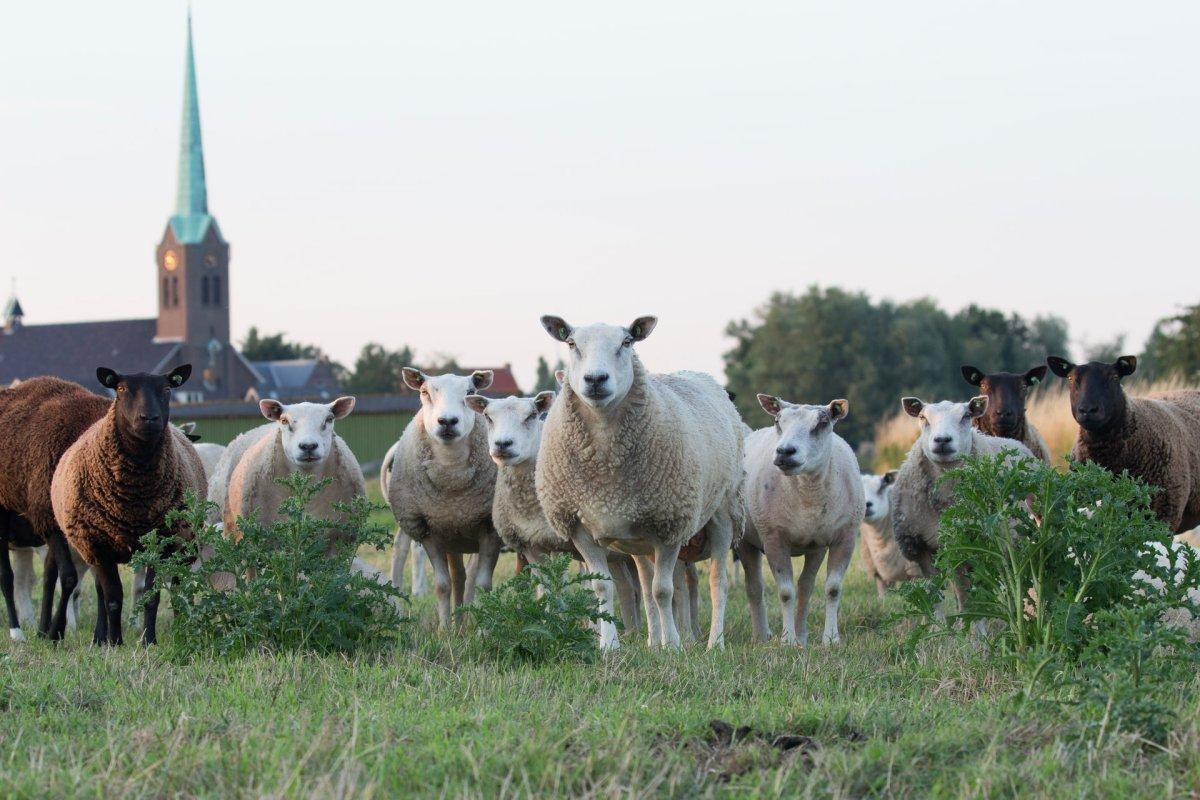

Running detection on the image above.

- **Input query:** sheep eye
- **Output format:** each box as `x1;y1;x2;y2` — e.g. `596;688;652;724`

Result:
526;412;537;423
117;385;126;393
622;337;633;348
566;338;576;349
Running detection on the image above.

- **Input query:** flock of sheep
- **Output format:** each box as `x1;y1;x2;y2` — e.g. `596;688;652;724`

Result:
2;315;1199;650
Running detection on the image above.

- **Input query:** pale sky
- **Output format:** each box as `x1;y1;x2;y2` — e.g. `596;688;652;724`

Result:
1;2;1197;388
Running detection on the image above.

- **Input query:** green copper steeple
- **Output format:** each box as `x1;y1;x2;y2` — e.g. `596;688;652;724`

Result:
169;12;221;245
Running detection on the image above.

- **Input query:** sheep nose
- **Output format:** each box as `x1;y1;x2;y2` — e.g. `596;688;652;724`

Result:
775;445;797;457
998;409;1015;419
933;436;952;444
139;414;160;423
1078;405;1099;416
583;372;609;387
494;439;514;451
437;416;459;427
299;441;318;453
865;501;874;512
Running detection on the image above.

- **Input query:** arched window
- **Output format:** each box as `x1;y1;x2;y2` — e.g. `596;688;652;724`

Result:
213;275;222;306
171;276;179;307
162;276;169;307
201;276;210;305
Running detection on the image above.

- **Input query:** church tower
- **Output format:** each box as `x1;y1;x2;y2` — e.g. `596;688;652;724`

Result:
155;13;244;399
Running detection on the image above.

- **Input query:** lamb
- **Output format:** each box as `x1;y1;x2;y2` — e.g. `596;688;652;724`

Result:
466;390;642;633
1047;355;1200;533
384;369;503;629
50;366;207;645
535;315;744;650
0;376;111;640
737;396;863;645
960;365;1052;463
891;396;1034;620
859;471;923;597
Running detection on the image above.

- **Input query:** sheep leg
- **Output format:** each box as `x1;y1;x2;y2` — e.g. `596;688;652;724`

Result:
632;555;662;647
763;536;799;644
421;538;454;629
672;564;694;645
570;530;620;649
915;550;948;623
92;570;107;644
13;548;36;628
468;531;502;602
410;540;429;596
738;542;771;641
0;545;22;642
140;566;161;646
650;544;682;649
860;537;886;599
39;545;58;637
43;530;78;641
391;528;411;591
447;552;466;609
705;512;734;650
607;555;640;634
793;548;827;647
463;553;481;602
94;558;123;646
823;534;855;645
685;562;701;640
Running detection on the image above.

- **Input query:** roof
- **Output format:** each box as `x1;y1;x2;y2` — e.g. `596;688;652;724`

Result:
461;365;521;395
179;393;420;418
3;295;23;319
250;358;343;400
0;319;181;388
171;13;219;245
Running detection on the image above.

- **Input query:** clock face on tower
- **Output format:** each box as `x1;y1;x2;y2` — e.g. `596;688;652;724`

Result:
164;250;178;271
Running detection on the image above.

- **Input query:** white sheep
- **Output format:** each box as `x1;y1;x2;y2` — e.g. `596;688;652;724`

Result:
859;471;923;597
738;396;863;645
384;369;502;629
891;396;1034;626
466;390;643;633
534;315;744;650
382;441;430;597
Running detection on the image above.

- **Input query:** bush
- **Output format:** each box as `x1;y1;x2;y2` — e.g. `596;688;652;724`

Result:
898;454;1200;742
133;473;404;661
457;554;615;666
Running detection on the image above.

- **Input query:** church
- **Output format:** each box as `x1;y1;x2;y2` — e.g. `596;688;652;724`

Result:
0;16;339;403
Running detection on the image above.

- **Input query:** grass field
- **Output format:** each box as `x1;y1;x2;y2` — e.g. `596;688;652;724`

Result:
3;489;1200;798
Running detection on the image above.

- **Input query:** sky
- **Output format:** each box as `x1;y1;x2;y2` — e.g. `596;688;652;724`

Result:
1;2;1197;389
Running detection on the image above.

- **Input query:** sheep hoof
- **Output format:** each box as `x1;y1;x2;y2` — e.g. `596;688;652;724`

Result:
9;627;25;643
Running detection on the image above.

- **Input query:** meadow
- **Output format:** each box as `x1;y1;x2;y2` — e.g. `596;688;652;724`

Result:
4;482;1200;800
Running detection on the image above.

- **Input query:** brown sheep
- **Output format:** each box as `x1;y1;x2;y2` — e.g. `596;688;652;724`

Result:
0;377;110;640
960;364;1052;462
1047;355;1200;533
50;366;207;645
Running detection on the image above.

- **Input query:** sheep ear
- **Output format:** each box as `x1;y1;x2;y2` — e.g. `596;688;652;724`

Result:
1046;356;1073;378
961;365;984;387
553;370;566;387
167;364;192;388
828;399;849;422
883;470;899;486
1114;355;1137;377
968;395;988;418
185;433;202;443
540;316;572;342
901;397;923;417
464;395;489;415
471;370;494;391
757;393;783;418
1024;365;1048;387
534;391;556;414
178;421;196;436
96;368;120;389
329;396;355;420
401;367;425;391
259;400;285;421
628;316;658;342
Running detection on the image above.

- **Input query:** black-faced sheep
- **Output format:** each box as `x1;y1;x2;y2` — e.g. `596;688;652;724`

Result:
0;377;111;640
50;366;207;645
960;364;1052;462
1047;355;1200;532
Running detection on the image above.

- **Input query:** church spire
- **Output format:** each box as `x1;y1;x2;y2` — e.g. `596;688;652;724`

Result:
175;11;207;217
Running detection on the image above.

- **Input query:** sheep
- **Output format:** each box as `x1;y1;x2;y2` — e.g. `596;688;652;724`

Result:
535;315;744;650
737;396;863;645
0;376;112;640
193;442;227;482
50;366;207;645
859;471;923;597
384;368;503;629
466;390;642;633
891;396;1034;624
961;365;1052;463
1047;355;1200;533
382;441;430;597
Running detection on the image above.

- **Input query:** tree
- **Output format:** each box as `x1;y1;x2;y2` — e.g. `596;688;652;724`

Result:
1141;304;1200;381
1082;334;1127;364
239;327;322;361
533;356;566;393
342;342;414;395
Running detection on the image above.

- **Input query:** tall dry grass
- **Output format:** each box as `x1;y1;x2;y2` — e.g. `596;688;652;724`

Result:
870;377;1198;472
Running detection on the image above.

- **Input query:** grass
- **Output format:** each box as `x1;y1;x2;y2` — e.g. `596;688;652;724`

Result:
5;542;1200;798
